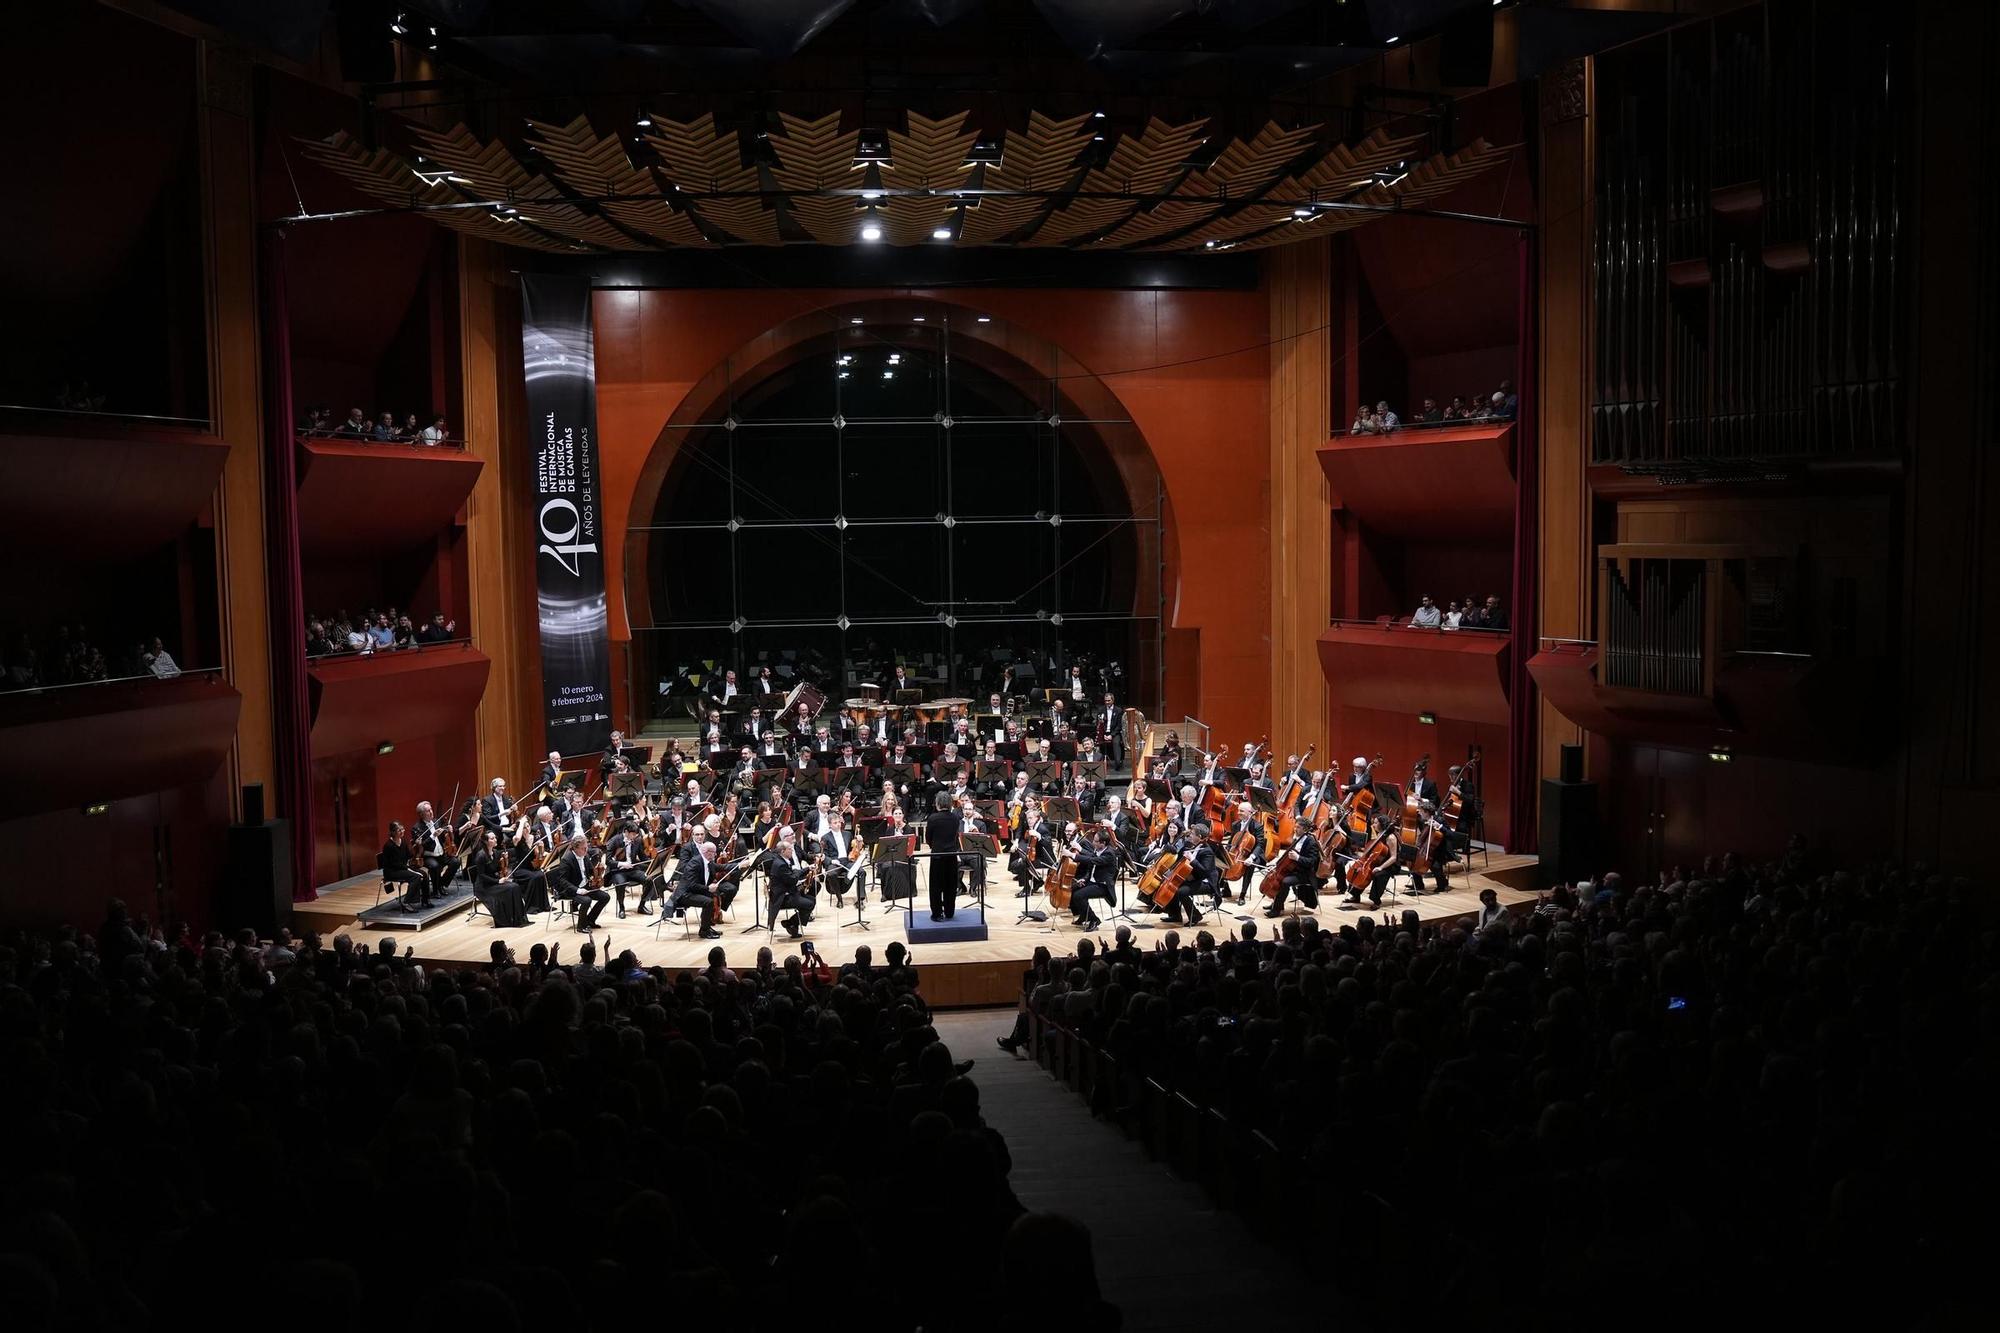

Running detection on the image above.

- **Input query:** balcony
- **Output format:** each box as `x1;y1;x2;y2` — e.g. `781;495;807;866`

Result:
0;669;241;817
295;435;483;555
1316;619;1512;725
0;411;229;561
307;639;490;756
1317;420;1516;539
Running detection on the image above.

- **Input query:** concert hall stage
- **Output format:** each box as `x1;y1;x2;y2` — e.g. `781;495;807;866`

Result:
297;852;1540;1006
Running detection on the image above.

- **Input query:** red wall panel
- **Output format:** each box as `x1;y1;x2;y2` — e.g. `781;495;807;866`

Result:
593;285;1273;741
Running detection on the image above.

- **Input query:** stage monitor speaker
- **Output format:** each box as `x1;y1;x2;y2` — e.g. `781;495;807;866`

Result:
241;783;265;828
1439;4;1495;86
1559;743;1584;785
1539;779;1598;888
222;820;294;936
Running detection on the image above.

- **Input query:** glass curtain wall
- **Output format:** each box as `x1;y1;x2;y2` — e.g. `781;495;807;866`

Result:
628;306;1163;727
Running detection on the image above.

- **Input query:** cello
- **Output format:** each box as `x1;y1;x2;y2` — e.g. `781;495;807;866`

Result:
1043;837;1079;914
1345;815;1398;895
1340;753;1384;841
1273;745;1315;812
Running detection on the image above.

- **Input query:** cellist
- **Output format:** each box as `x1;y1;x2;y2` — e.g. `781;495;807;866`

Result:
1262;821;1323;917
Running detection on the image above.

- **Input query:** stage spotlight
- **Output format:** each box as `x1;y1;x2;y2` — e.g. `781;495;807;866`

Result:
850;316;863;324
976;315;991;322
854;129;891;166
1091;110;1106;119
861;189;884;200
887;354;901;363
861;222;883;241
932;226;953;240
1386;35;1400;44
883;370;896;379
911;316;926;322
636;116;652;128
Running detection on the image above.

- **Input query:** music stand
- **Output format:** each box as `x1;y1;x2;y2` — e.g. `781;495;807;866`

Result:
996;741;1025;763
1043;796;1082;829
975;760;1012;788
894;688;922;705
1221;766;1252;792
907;743;937;765
1027;759;1060;790
1144;778;1173;804
884;762;920;788
958;831;998;909
608;771;645;801
1074;760;1106;786
621;745;654;766
933;759;965;785
873;834;916;917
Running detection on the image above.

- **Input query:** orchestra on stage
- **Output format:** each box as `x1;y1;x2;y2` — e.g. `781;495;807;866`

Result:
379;675;1484;941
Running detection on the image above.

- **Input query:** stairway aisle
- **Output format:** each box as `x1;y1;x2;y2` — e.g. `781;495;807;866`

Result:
933;1010;1341;1333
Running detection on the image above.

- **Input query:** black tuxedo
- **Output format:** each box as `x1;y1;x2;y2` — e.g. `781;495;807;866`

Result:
818;827;867;903
669;849;720;924
480;793;512;836
923;809;963;918
765;851;816;935
1267;832;1323;912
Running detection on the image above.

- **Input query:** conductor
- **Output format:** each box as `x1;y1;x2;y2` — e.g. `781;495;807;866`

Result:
923;791;963;922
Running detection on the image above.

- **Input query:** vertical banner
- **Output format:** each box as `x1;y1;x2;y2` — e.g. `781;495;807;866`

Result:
521;275;613;756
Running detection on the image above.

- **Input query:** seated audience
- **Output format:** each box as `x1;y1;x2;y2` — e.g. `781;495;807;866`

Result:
0;914;1057;1332
1410;594;1442;628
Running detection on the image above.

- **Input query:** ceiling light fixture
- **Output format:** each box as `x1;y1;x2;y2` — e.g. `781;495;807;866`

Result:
932;226;953;240
850;316;863;324
976;315;991;323
636;116;652;128
1386;35;1400;44
860;223;883;241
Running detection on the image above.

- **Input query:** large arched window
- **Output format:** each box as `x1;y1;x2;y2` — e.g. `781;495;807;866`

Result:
627;303;1165;725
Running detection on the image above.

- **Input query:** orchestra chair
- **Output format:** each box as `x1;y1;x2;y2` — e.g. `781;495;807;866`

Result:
373;852;408;913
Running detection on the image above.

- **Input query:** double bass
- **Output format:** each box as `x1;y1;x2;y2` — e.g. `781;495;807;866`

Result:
1043;836;1079;913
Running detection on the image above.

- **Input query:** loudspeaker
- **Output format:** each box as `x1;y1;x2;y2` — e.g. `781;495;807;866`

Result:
1439;5;1496;87
1559;743;1584;785
222;820;294;936
1538;779;1599;888
240;782;265;828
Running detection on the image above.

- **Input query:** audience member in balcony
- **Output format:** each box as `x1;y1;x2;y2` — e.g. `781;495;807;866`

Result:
393;614;418;649
1481;594;1509;629
344;618;373;653
1411;397;1442;424
367;612;396;650
1374;399;1401;431
1488;389;1516;421
1443;395;1468;419
1350;406;1381;435
396;412;421;441
371;411;399;442
1460;594;1485;628
417;612;456;643
1442;599;1464;630
5;631;39;688
1411;595;1442;628
419;414;449;445
1497;378;1518;417
335;406;370;437
142;636;180;679
305;619;338;656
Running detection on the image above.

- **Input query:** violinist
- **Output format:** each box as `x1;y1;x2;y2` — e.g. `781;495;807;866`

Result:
1183;820;1221;921
876;805;917;906
818;811;867;907
480;777;513;836
605;818;650;918
551;834;609;932
606;756;642;814
751;798;780;848
668;838;723;939
765;824;817;938
959;793;993;900
412;801;455;901
380;821;428;908
601;729;631;772
805;793;836;846
469;829;526;927
1263;822;1323;916
510;808;557;913
1009;798;1049;895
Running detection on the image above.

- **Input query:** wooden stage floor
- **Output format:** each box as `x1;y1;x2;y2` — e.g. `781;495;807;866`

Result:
299;851;1540;1005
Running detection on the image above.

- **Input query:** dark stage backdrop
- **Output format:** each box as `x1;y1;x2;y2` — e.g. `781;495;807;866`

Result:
521;275;612;756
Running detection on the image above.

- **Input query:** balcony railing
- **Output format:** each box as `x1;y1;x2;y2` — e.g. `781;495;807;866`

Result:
0;664;222;699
